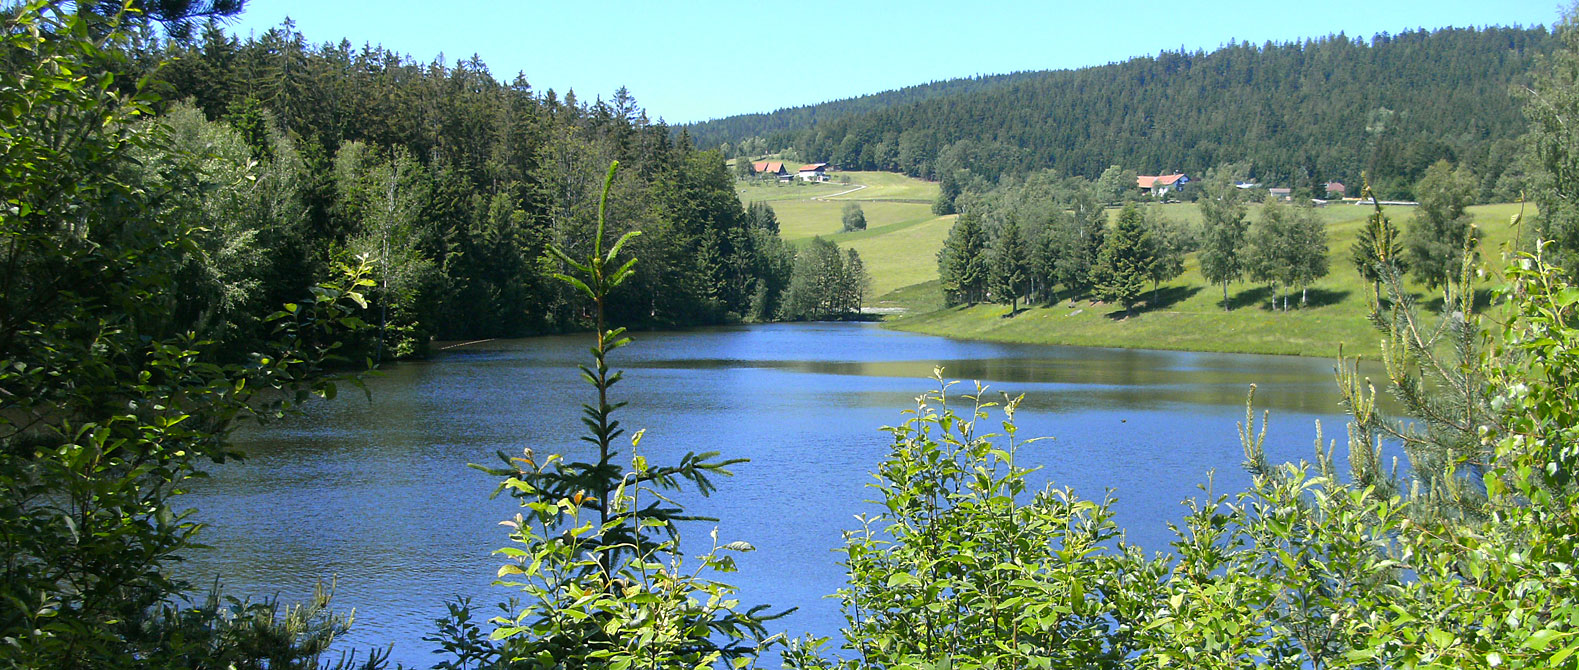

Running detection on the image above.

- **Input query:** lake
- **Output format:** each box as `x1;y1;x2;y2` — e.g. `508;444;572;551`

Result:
182;322;1361;667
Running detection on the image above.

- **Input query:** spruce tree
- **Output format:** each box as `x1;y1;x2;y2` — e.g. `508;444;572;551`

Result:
938;212;989;304
745;201;779;234
1030;214;1067;305
990;219;1030;313
1094;203;1152;316
1352;184;1408;303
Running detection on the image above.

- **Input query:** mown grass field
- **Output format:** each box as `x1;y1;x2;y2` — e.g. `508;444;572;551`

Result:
737;169;956;298
883;202;1530;358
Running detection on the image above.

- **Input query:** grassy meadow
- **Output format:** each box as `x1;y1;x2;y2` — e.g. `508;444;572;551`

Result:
738;169;957;298
735;166;1530;358
884;202;1530;358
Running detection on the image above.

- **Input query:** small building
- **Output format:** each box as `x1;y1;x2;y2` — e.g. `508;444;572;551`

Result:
752;161;788;179
1137;173;1190;196
1268;187;1293;201
1324;182;1346;198
798;162;829;182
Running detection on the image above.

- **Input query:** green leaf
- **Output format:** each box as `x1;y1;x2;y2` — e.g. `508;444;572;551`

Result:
1526;628;1567;651
886;572;919;588
1552;641;1579;665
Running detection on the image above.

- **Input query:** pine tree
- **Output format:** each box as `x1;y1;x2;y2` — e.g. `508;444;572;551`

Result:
1094;203;1152;316
1352;183;1408;303
938;212;989;304
990;219;1030;313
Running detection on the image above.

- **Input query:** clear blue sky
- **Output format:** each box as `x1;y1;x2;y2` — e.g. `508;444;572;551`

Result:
225;1;1564;125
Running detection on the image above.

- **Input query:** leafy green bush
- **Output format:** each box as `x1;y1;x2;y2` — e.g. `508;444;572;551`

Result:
788;241;1579;669
0;3;378;667
429;162;785;669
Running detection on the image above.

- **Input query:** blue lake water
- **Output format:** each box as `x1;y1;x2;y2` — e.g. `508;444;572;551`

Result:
181;322;1363;667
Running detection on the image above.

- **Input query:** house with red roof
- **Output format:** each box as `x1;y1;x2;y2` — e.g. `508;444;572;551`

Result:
751;161;789;179
1137;173;1190;196
798;162;829;182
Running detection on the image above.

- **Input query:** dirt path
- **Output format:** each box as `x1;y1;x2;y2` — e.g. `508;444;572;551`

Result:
811;183;867;201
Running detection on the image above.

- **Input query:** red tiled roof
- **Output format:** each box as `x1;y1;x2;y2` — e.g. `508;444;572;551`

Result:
799;162;827;172
1137;173;1186;188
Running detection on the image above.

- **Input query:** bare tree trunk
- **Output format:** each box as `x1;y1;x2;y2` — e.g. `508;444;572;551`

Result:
1222;281;1231;311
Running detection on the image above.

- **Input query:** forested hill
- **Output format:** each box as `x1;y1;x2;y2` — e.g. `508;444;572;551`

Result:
686;26;1552;196
684;71;1047;152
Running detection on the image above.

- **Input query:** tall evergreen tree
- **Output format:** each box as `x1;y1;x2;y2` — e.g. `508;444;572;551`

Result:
1030;213;1067;305
745;201;779;234
938;212;989;305
1093;203;1152;316
990;219;1030;313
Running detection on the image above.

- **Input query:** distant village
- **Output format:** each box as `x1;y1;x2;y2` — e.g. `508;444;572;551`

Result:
1139;172;1418;206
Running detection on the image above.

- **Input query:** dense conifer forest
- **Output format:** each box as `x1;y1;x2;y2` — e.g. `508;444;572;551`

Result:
143;21;801;358
688;27;1551;199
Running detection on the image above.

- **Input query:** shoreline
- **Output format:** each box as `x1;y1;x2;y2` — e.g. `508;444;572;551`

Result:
876;301;1382;360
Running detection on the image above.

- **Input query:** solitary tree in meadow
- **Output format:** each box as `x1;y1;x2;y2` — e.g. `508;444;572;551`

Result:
842;202;867;231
